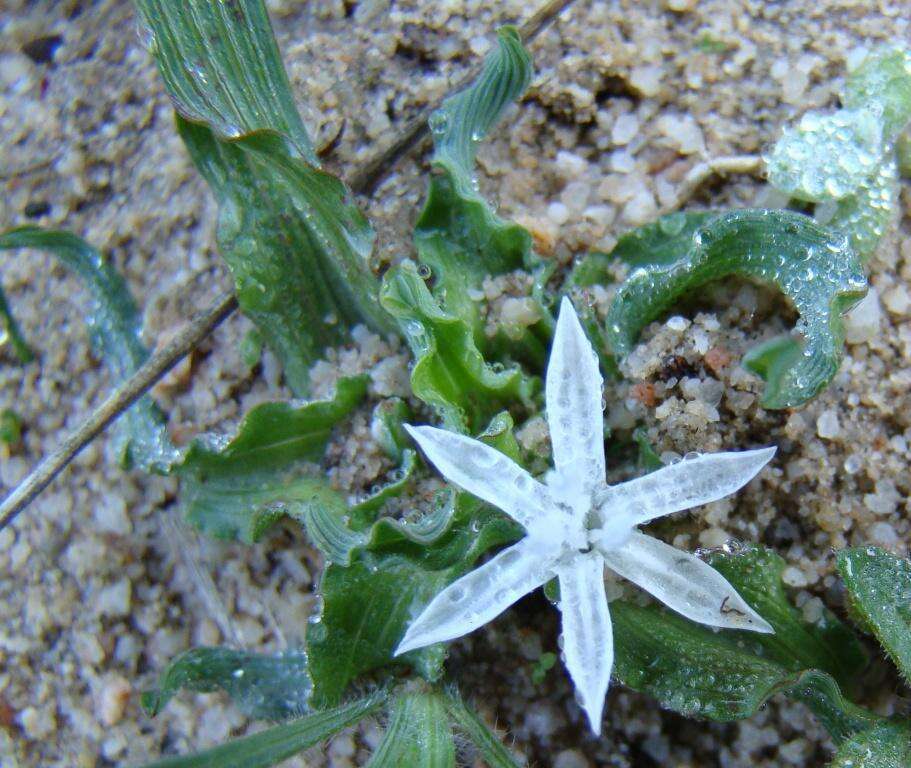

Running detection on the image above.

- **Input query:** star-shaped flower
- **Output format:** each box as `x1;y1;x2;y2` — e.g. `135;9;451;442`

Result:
395;297;776;734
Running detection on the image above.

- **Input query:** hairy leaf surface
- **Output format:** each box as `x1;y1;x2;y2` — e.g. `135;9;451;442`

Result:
366;691;455;768
137;0;391;394
0;227;174;470
142;646;310;720
606;210;867;409
838;547;911;682
445;690;524;767
830;721;911;768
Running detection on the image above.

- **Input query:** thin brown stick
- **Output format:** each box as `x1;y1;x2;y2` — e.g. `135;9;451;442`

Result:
0;293;237;532
0;0;577;532
348;0;575;194
660;154;764;214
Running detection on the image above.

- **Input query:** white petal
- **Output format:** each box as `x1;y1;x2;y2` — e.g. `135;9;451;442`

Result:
600;531;774;633
555;552;613;735
405;424;557;530
395;538;552;655
597;447;776;526
546;297;606;494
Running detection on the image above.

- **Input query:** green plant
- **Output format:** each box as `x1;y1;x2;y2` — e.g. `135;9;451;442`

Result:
3;2;911;766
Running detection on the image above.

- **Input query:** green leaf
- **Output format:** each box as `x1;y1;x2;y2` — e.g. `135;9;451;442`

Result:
611;602;876;739
0;227;175;471
138;0;393;395
139;692;385;768
766;45;911;260
0;285;33;363
844;46;911;141
135;0;317;162
306;413;524;707
830;721;911;768
445;689;524;768
611;211;716;268
366;690;455;768
606;209;867;409
0;408;22;447
838;547;911;682
708;546;867;690
612;546;877;741
141;646;310;720
414;26;534;322
632;428;664;473
381;261;536;433
176;376;368;542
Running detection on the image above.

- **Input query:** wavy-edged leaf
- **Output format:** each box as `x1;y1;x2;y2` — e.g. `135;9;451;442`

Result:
830;721;911;768
140;692;385;768
415;27;533;310
844;46;911;141
0;227;175;470
445;689;524;768
176;376;367;542
138;0;392;395
606;209;867;409
179;123;392;394
766;46;911;260
381;261;536;433
366;691;455;768
611;602;877;739
306;413;524;707
708;546;867;691
142;647;310;720
837;547;911;682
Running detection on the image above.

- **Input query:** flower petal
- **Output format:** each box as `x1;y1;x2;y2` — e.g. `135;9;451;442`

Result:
600;531;774;633
555;552;613;735
596;447;776;526
546;297;606;494
395;538;552;656
405;424;557;529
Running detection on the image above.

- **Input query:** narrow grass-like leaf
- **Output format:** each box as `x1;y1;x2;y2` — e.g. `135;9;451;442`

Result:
365;690;455;768
381;262;536;433
142;647;310;720
708;546;867;690
307;414;524;707
176;376;368;542
0;227;175;470
139;692;385;768
837;547;911;682
606;209;867;409
445;689;524;768
137;0;392;394
830;721;911;768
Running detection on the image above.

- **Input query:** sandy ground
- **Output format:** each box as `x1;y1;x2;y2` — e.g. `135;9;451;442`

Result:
1;0;910;766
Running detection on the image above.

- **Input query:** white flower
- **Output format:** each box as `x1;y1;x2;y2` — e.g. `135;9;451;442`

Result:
395;297;776;734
